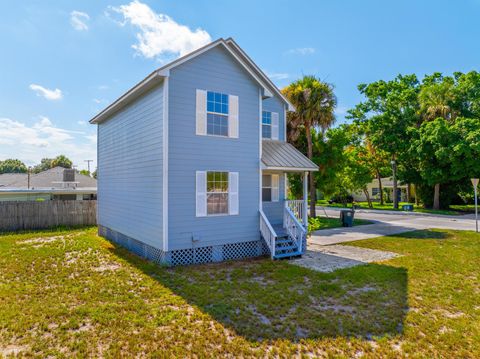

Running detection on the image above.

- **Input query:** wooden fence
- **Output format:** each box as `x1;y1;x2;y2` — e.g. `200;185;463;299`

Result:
0;200;97;231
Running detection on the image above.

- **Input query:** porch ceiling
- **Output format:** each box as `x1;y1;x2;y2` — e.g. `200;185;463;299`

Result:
261;140;318;172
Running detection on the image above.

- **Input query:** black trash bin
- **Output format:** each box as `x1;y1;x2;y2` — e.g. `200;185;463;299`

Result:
340;209;354;227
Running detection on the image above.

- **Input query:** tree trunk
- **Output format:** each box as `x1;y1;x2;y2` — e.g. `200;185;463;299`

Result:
305;125;316;218
392;159;398;209
414;184;419;205
363;188;373;208
406;183;411;203
376;170;384;205
433;183;440;210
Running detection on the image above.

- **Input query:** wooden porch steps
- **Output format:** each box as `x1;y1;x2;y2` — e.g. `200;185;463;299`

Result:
271;224;302;259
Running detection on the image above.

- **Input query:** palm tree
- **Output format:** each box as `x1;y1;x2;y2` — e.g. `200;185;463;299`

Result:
419;80;457;122
282;76;337;218
418;80;457;209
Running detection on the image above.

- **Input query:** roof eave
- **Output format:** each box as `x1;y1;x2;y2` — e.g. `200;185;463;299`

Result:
261;164;319;172
224;38;295;111
89;71;165;124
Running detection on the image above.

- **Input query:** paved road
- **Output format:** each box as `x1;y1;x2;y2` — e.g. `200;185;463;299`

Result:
310;206;478;246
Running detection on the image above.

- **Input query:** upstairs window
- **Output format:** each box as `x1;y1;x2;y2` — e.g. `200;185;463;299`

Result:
207;171;229;215
262;111;272;139
207;91;229;136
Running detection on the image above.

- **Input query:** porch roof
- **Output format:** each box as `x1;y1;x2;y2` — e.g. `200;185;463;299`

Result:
261;140;318;172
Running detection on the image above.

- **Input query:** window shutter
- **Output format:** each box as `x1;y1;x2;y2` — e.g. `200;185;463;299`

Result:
272;174;279;202
271;112;279;140
228;95;239;138
196;171;207;217
228;172;239;215
196;89;207;135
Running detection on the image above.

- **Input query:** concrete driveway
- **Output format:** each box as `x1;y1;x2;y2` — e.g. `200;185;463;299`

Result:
311;206;477;246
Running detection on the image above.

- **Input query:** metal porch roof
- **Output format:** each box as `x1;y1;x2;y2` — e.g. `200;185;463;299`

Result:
261;140;318;171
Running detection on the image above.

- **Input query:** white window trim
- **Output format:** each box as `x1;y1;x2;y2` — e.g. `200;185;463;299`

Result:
206;91;229;138
262;174;280;202
197;170;240;217
262;110;272;139
206;171;229;216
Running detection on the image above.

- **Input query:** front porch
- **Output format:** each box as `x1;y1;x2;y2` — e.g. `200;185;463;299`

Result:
259;140;318;259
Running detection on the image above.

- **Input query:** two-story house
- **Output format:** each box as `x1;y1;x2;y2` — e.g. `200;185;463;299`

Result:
90;38;318;266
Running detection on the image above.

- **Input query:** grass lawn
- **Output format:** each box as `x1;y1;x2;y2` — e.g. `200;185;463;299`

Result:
1;227;479;357
317;199;465;216
308;216;372;232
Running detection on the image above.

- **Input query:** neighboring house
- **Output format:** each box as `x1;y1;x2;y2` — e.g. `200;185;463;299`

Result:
90;37;318;266
352;177;408;202
0;167;97;201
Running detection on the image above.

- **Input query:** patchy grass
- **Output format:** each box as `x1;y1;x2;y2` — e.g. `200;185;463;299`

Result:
0;227;479;357
308;216;372;232
317;200;462;215
345;229;480;357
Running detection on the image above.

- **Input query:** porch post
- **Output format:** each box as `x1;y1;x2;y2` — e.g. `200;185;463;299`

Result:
303;171;308;228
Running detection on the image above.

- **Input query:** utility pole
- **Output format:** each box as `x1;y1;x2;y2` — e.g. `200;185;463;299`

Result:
472;178;479;233
391;159;398;209
27;167;32;190
84;160;93;173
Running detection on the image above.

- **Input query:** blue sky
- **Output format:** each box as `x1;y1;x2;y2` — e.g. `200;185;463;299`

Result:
1;0;479;170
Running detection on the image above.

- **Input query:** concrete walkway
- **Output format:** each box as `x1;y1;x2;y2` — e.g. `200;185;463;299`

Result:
310;207;477;246
290;244;398;272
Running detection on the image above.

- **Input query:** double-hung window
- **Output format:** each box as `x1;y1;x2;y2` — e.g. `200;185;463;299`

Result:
207;171;229;215
262;111;272;139
207;91;229;136
262;174;279;202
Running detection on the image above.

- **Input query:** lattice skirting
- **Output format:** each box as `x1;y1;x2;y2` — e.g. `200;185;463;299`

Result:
99;225;270;266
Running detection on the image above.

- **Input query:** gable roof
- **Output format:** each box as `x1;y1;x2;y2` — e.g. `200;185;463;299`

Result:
261;140;318;172
0;167;97;190
89;37;294;124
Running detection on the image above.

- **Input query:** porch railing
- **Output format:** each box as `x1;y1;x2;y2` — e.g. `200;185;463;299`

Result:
260;209;277;259
286;200;304;223
283;206;307;254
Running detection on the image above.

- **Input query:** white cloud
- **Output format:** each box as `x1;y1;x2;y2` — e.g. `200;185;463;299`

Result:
286;47;315;55
107;1;211;60
77;120;87;126
0;117;96;170
98;85;109;90
70;10;90;31
29;84;63;100
266;72;289;80
93;98;109;104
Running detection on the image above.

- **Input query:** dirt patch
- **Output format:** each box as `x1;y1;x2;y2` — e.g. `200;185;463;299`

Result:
20;232;84;248
247;305;271;325
93;263;121;272
250;275;276;287
0;345;29;356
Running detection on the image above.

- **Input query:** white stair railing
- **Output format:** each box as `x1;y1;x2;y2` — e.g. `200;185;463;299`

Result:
260;210;277;259
283;206;307;254
286;200;304;223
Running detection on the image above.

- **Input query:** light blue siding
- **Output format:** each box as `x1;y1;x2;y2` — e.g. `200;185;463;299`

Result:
262;96;285;141
168;46;260;251
97;84;164;250
262;172;286;225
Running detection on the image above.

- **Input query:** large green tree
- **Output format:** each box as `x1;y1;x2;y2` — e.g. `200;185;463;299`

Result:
347;74;420;209
283;76;337;217
0;159;27;174
51;155;73;169
33;155;73;173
